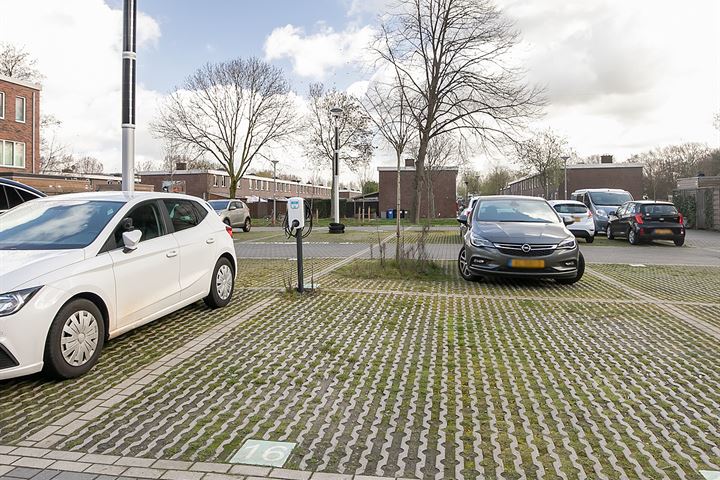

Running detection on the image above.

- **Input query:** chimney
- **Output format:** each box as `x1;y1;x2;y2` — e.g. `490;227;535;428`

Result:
404;158;415;167
600;154;613;164
175;161;187;171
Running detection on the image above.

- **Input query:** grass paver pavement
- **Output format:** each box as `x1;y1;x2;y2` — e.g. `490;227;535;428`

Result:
56;280;720;479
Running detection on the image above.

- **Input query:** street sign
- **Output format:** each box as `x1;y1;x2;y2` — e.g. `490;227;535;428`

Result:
229;439;296;467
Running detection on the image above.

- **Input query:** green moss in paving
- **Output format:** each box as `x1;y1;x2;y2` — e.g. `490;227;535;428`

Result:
591;263;720;303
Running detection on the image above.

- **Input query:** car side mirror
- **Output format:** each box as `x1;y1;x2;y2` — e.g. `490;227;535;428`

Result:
457;214;467;226
122;230;142;253
563;217;574;226
228;205;237;210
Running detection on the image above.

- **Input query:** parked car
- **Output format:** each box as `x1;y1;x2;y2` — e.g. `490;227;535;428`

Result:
607;200;685;246
208;199;251;232
458;195;584;284
0;178;45;215
549;200;595;242
571;188;633;234
457;196;480;236
0;192;237;381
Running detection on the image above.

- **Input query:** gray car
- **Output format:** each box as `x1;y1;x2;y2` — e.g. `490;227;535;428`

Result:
208;199;252;232
458;195;584;284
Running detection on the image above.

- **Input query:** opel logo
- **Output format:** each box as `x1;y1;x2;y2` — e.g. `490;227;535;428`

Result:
521;243;531;253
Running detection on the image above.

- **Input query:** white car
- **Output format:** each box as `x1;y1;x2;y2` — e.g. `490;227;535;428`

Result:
0;192;237;381
549;200;596;243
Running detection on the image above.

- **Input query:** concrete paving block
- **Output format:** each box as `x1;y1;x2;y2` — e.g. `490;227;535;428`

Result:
7;447;49;458
270;468;312;480
48;460;91;472
84;463;128;476
114;456;155;468
44;450;86;462
229;464;272;476
151;460;193;470
11;457;55;469
123;466;165;479
80;454;121;465
2;466;43;479
189;462;230;473
161;469;205;480
310;473;353;480
32;436;64;449
25;427;61;443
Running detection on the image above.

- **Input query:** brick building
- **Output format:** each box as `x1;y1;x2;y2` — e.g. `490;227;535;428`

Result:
378;159;459;218
0;75;41;174
139;168;359;217
502;162;644;200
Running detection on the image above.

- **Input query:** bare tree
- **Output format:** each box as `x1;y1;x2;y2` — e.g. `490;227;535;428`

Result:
515;129;568;198
39;115;72;173
375;0;543;222
306;82;373;220
151;57;299;198
0;43;42;82
423;134;464;217
71;156;104;175
363;79;417;259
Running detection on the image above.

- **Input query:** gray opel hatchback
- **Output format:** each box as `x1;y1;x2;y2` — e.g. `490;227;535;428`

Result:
458;195;584;284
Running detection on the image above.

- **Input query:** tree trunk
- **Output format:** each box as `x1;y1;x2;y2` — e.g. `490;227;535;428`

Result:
395;148;402;262
414;133;430;223
229;176;238;199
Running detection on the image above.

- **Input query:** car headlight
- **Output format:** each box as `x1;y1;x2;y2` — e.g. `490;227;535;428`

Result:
595;210;607;218
557;237;577;250
0;287;42;317
470;232;494;248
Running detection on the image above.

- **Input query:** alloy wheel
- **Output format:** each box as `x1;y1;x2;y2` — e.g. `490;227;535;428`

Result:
216;264;233;300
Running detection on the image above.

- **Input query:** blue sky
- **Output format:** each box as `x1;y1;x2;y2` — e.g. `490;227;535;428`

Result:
111;0;370;94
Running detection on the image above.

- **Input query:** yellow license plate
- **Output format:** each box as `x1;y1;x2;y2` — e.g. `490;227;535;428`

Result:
655;228;672;235
573;216;582;221
509;259;545;269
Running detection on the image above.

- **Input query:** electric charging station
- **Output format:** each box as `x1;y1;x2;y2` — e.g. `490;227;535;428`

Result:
285;197;309;293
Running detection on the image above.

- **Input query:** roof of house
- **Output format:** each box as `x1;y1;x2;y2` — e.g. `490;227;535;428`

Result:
506;162;644;186
0;74;42;91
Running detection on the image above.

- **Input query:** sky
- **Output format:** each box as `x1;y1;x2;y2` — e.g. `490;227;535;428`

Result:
2;0;719;183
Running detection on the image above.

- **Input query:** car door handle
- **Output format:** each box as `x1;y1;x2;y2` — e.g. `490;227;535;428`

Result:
206;237;215;244
166;250;178;258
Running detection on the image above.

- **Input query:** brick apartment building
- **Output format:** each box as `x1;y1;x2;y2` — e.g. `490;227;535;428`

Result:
140;167;360;217
378;159;459;218
502;159;644;200
0;75;41;174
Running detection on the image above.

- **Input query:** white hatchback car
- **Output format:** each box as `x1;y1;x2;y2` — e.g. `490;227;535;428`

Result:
549;200;596;243
0;192;237;380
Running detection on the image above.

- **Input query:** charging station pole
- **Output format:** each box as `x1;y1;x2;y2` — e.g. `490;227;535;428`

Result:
296;229;304;293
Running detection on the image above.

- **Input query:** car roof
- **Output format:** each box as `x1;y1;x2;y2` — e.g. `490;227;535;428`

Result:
548;200;586;206
632;200;674;205
476;195;549;201
32;191;202;203
571;188;630;193
0;177;46;197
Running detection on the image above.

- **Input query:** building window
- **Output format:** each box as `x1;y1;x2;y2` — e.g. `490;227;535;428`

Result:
0;140;25;168
0;92;5;119
15;96;26;123
212;175;218;187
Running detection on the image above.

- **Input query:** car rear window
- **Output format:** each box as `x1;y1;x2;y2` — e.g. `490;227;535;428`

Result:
553;204;588;214
641;204;678;215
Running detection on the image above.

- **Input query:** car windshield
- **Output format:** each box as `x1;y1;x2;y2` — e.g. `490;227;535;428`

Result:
641;204;678;215
589;191;632;206
0;200;124;250
553;204;588;214
208;200;229;211
474;199;560;223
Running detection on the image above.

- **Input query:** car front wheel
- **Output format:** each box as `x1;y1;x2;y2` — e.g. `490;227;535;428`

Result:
243;218;251;232
586;235;594;243
205;257;235;308
44;299;106;379
556;252;585;285
458;247;479;281
628;228;639;245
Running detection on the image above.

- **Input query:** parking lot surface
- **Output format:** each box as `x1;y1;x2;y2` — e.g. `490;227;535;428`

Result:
1;228;719;480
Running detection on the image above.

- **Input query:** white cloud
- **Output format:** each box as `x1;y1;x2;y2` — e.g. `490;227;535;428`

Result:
264;24;375;79
2;0;164;172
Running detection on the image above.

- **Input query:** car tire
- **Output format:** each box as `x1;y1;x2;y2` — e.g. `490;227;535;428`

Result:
674;237;685;247
243;218;251;232
458;247;479;281
606;226;614;240
556;252;585;285
628;228;639;245
586;235;594;244
204;257;235;309
44;299;106;379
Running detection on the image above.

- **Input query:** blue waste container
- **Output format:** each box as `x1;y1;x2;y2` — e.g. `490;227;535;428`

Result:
387;209;395;219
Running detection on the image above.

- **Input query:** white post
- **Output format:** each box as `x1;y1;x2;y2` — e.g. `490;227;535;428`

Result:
121;0;136;192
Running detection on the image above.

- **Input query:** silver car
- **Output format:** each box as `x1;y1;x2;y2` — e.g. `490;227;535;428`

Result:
208;199;252;232
458;195;584;284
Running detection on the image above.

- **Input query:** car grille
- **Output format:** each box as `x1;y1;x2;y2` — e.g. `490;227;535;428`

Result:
0;345;19;370
494;243;557;257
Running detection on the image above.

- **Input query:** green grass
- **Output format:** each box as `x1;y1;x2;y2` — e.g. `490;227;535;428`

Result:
336;258;447;281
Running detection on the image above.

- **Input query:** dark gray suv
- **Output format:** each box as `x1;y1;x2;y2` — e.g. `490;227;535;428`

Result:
458;196;584;284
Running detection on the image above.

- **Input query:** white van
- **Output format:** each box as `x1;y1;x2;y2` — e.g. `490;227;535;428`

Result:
571;188;633;234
